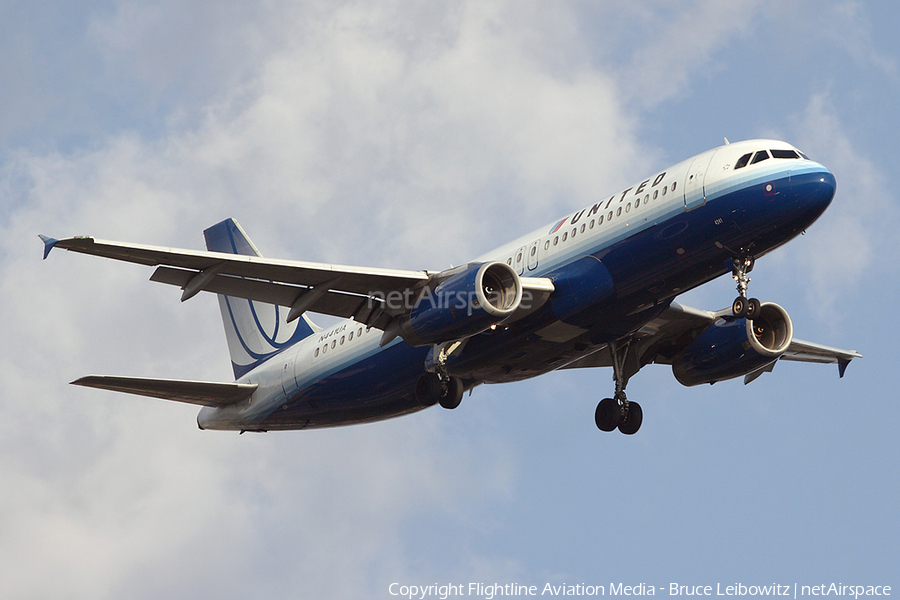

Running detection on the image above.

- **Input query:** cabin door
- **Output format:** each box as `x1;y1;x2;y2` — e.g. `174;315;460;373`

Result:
683;150;717;211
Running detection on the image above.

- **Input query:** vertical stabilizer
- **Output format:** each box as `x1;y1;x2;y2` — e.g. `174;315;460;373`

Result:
203;219;317;378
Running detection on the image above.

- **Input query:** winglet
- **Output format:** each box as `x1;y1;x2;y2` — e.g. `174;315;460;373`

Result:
838;358;850;378
38;235;59;260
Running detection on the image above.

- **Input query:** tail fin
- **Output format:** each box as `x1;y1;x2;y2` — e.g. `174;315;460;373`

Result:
203;219;318;379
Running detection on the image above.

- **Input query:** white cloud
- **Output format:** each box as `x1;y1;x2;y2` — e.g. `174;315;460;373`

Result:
1;2;640;597
820;1;897;77
786;92;897;320
4;1;894;597
617;0;772;108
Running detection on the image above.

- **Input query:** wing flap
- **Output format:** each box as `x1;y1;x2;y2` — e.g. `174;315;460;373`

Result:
150;266;391;326
72;375;257;407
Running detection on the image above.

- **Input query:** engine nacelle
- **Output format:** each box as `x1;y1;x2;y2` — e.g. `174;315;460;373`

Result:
398;262;522;346
672;302;793;387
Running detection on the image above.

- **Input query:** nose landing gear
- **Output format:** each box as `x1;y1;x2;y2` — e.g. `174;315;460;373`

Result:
731;256;761;319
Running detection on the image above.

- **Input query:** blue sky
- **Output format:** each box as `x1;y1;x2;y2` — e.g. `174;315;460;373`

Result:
1;1;898;598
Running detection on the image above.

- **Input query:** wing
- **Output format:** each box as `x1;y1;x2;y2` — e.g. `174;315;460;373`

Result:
559;303;724;371
780;338;861;376
41;234;430;328
40;233;554;333
72;375;257;407
560;301;861;382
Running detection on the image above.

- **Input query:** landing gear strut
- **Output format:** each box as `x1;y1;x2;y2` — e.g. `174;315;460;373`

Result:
731;256;761;320
594;339;643;435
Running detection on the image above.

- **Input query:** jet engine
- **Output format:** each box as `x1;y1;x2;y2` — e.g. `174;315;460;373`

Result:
672;302;793;386
398;262;522;346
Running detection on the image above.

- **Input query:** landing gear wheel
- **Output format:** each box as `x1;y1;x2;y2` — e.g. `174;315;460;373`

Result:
415;373;442;406
747;298;761;320
438;376;464;410
732;296;748;318
618;401;643;435
595;398;620;432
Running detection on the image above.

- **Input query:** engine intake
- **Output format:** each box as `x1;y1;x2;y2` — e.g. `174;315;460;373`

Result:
672;302;793;387
399;262;522;346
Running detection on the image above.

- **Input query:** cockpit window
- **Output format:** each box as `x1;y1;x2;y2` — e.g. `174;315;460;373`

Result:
734;153;752;170
771;149;800;159
750;150;770;165
798;151;810;160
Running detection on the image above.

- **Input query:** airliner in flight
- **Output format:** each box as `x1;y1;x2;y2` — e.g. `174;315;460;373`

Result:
41;139;860;435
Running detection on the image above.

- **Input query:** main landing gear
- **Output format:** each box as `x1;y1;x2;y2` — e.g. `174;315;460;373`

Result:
419;341;464;410
594;339;643;435
416;372;464;409
731;256;761;320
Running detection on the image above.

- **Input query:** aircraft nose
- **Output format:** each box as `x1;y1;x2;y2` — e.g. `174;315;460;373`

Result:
791;166;836;218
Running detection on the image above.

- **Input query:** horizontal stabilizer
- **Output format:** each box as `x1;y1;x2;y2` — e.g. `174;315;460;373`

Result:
38;234;59;260
72;375;257;407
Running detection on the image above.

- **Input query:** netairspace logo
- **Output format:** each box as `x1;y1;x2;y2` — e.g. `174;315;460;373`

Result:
387;582;892;600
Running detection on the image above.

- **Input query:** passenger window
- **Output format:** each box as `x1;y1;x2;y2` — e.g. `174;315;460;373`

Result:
653;190;658;200
671;181;677;191
331;340;336;349
581;224;586;233
530;246;536;256
323;344;327;353
771;149;799;159
554;235;559;246
735;153;752;169
750;150;770;164
563;232;568;241
625;204;631;213
517;252;523;262
662;186;667;196
571;228;576;238
349;331;354;341
589;219;595;229
315;348;319;357
358;327;363;337
599;215;604;225
544;240;550;250
340;335;345;345
608;211;613;221
634;199;640;209
644;194;649;205
507;258;512;266
616;207;622;217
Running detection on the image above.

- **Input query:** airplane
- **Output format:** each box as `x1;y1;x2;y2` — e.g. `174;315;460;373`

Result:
40;138;861;435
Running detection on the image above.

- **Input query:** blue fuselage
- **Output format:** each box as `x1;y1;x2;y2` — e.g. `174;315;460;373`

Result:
197;140;836;431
